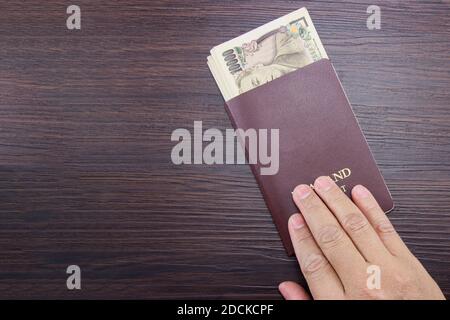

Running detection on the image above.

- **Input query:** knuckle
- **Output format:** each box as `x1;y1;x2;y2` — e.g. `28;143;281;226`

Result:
393;272;416;296
365;203;381;214
360;287;387;300
375;219;396;237
295;228;313;242
326;189;349;204
302;253;330;279
394;272;413;286
318;225;345;249
301;195;323;211
343;213;369;234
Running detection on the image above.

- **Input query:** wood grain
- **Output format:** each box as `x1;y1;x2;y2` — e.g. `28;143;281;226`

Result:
0;0;449;299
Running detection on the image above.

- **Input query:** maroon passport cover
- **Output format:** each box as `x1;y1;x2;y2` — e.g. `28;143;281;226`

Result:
224;59;394;256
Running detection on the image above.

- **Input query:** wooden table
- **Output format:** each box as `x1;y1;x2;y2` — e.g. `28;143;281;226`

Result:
0;0;449;299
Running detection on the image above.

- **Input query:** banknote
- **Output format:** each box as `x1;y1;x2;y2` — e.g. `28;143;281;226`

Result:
208;8;328;101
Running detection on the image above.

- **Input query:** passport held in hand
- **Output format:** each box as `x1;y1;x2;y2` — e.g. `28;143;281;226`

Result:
207;8;394;256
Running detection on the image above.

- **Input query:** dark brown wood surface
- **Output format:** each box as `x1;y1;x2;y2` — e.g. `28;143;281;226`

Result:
0;0;449;299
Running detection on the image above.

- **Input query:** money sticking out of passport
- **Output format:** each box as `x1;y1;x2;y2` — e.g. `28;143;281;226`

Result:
207;7;328;101
207;7;394;255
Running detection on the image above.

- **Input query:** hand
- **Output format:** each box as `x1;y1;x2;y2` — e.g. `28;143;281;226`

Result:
279;176;445;300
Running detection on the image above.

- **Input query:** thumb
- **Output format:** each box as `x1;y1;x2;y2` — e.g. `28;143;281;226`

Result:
278;281;311;300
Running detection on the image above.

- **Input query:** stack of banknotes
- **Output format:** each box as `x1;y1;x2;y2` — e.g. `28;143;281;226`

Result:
207;8;328;101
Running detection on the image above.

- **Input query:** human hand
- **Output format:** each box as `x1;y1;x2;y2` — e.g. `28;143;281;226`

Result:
279;176;445;300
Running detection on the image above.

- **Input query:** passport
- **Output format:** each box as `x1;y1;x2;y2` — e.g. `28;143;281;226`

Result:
224;59;394;256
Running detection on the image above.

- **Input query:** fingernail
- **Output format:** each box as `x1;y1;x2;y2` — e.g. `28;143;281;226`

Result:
290;214;305;229
315;176;333;191
293;185;311;200
353;185;369;198
278;282;287;291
